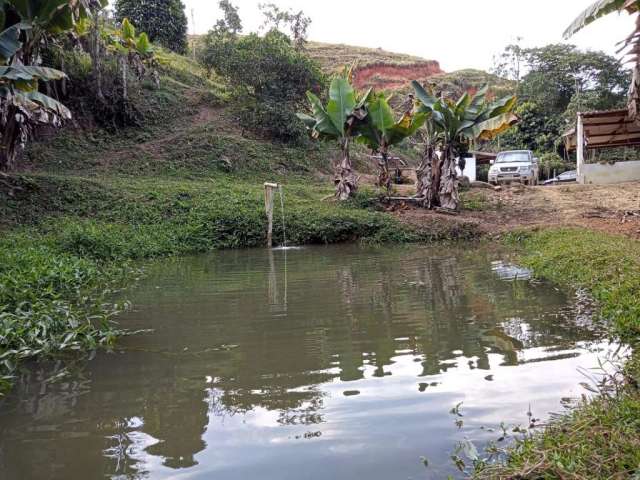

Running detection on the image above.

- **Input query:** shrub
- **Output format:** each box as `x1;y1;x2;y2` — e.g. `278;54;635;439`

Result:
115;0;188;54
200;29;324;143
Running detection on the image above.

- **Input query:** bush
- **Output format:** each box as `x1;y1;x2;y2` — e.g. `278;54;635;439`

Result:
199;29;324;143
237;100;308;144
43;44;145;130
115;0;188;54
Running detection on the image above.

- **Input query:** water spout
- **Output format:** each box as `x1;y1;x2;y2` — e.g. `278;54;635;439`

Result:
278;185;287;249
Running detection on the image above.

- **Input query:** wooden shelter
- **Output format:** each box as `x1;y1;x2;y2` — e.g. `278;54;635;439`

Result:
563;109;640;184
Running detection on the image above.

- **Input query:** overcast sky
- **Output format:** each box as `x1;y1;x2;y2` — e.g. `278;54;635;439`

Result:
180;0;636;72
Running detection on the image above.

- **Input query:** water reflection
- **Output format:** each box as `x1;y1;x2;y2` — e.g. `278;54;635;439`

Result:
0;245;606;480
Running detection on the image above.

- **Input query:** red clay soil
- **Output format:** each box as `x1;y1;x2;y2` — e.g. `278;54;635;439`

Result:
352;61;444;90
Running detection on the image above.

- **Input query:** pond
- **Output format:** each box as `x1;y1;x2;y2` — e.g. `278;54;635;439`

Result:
0;244;609;479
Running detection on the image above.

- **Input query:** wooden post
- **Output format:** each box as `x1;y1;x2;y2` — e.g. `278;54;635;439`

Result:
264;182;278;248
576;113;585;184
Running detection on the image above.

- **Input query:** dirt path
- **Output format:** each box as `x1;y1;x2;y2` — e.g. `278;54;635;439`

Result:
389;182;640;239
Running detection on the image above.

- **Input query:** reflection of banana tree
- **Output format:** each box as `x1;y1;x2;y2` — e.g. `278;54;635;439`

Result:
565;0;640;119
411;82;518;210
298;70;372;200
355;92;426;193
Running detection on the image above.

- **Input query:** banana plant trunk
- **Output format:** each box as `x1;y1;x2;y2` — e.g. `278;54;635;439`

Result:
416;141;436;208
334;137;358;201
0;109;22;172
377;149;391;193
628;63;640;121
438;145;460;211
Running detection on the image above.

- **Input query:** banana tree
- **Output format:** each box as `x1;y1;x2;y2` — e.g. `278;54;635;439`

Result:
0;1;100;170
565;0;640;120
2;0;107;64
412;81;518;210
103;18;155;98
298;71;371;200
355;92;426;192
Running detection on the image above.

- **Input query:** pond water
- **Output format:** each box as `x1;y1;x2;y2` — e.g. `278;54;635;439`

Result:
0;245;609;479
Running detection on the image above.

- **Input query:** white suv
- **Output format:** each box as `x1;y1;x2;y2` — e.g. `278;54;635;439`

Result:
488;150;539;186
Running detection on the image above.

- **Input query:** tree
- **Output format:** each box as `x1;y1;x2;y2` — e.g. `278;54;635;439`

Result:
114;0;188;54
201;29;323;142
564;0;640;119
519;44;629;116
355;93;426;192
497;101;563;153
490;42;629;157
492;37;525;83
0;1;104;171
215;0;242;35
259;3;311;49
412;82;518;210
198;0;242;77
298;71;371;200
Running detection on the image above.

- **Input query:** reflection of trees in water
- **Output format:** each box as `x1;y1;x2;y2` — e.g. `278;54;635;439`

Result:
0;247;604;479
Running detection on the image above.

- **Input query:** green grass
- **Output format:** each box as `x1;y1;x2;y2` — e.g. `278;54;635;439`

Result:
474;228;640;479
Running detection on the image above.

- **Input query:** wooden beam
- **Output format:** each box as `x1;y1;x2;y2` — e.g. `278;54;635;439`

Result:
577;114;585;183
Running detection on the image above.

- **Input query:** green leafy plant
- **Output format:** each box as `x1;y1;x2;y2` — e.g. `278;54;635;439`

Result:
355;92;426;192
298;69;371;200
0;4;80;170
412;82;518;210
114;0;188;54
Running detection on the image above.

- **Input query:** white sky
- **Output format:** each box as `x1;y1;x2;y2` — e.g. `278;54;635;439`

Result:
182;0;636;72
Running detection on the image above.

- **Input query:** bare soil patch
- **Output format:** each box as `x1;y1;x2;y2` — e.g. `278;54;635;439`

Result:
386;181;640;239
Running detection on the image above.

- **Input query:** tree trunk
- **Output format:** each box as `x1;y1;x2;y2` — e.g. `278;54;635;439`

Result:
377;149;391;193
438;146;460;211
0;108;24;172
120;56;128;100
416;141;437;208
628;62;640;122
334;138;358;201
89;22;105;103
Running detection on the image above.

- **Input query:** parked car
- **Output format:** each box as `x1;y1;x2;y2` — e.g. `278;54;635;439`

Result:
488;150;540;186
543;170;577;185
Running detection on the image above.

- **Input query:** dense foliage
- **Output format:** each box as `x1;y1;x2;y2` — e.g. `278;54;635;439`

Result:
412;83;518;210
201;26;323;142
0;0;101;171
493;43;630;163
114;0;188;54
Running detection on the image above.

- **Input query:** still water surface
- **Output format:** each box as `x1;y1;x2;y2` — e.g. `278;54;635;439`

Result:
0;245;607;479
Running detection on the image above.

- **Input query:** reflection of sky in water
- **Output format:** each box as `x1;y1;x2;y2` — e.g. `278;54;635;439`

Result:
0;245;611;480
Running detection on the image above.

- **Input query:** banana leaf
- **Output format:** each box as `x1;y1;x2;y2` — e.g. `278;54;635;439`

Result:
368;94;395;142
0;65;67;81
564;0;630;38
470;112;519;141
0;24;24;64
23;90;72;118
305;91;341;138
326;76;356;135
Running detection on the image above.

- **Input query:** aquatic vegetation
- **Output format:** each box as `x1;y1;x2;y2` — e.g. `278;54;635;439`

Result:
0;237;134;395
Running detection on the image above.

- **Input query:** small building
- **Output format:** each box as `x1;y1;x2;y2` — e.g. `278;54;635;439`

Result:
563;109;640;184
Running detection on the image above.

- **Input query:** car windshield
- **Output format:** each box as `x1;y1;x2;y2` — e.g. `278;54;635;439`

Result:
496;152;530;163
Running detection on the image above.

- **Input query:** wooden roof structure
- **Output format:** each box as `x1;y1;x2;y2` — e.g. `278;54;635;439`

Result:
563;109;640;151
469;151;497;165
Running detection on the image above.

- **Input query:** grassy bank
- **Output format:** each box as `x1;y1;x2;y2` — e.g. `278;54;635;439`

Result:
475;228;640;479
0;172;480;396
